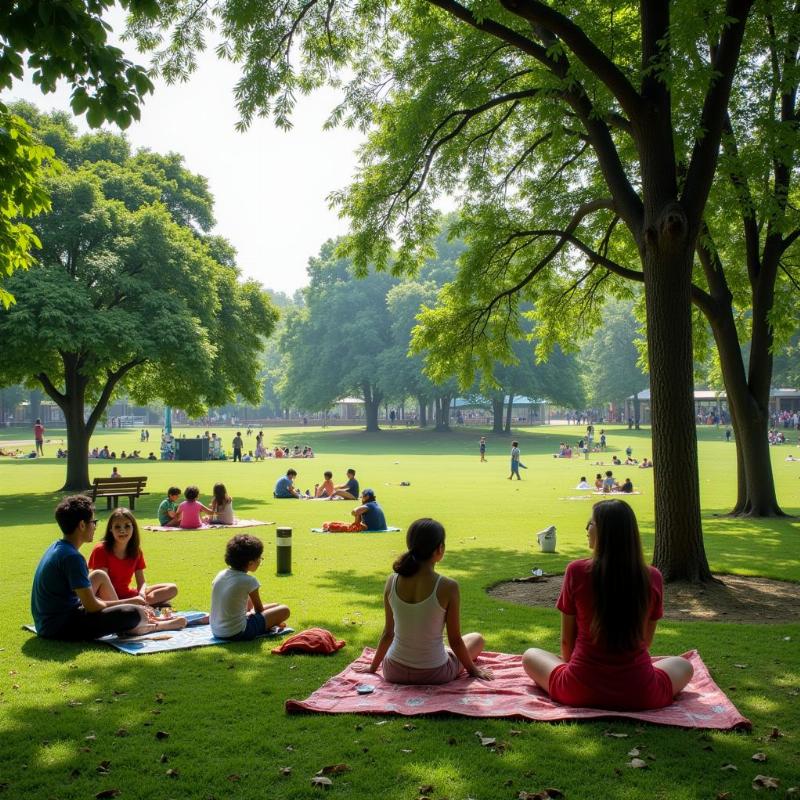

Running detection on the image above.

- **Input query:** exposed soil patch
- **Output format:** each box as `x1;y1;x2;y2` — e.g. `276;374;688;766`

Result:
488;573;800;624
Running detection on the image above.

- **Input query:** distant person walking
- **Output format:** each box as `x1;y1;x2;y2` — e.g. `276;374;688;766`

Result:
508;441;527;480
34;418;45;457
479;436;487;462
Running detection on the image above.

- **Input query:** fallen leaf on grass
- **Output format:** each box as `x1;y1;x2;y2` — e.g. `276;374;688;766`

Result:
715;793;732;800
720;764;738;771
401;748;413;754
226;774;240;782
479;737;496;747
374;720;387;726
155;693;165;704
509;729;522;736
752;752;768;762
85;733;97;741
752;775;780;790
628;758;648;769
418;785;433;794
67;700;82;707
159;754;168;764
518;789;564;799
94;790;121;799
114;728;128;738
96;760;111;774
627;748;641;757
403;723;416;731
155;731;169;740
604;731;629;738
166;769;179;779
311;776;333;788
733;664;749;669
279;767;292;776
317;764;349;776
768;728;783;739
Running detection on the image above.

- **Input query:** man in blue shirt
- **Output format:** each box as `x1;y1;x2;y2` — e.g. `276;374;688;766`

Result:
274;469;301;498
352;488;387;531
330;468;359;500
31;495;148;640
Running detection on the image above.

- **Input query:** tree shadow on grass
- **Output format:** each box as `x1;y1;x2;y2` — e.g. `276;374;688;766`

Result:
8;622;797;800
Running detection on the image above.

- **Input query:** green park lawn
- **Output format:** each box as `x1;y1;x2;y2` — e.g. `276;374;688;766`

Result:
1;423;798;799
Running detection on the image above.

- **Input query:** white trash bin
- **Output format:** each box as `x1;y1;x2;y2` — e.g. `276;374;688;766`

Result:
536;525;557;553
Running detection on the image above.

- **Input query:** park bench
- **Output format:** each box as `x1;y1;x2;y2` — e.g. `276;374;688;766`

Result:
90;476;149;511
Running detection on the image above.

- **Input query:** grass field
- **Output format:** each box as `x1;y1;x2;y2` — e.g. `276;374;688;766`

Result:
1;423;798;799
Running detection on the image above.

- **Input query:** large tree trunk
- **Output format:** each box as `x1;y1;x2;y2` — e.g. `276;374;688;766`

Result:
633;396;641;429
504;391;514;433
710;302;784;516
643;206;712;582
491;395;504;433
417;395;428;427
434;395;451;431
63;401;92;491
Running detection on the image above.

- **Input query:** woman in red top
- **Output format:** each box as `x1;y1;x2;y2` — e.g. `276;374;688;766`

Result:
88;509;178;607
522;499;693;710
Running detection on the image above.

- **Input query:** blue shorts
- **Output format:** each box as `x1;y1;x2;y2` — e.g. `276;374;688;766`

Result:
225;613;268;641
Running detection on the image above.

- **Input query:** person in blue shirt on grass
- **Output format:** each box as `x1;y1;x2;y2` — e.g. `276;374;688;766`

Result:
31;495;186;641
274;469;302;498
352;488;387;531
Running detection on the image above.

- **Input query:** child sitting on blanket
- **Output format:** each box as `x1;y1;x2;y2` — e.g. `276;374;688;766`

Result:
355;518;493;684
157;487;182;527
521;499;692;711
206;482;235;525
315;471;335;498
88;508;179;607
210;534;290;641
179;486;212;529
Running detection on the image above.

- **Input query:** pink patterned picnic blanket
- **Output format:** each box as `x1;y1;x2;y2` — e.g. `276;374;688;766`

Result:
143;519;273;532
286;648;750;730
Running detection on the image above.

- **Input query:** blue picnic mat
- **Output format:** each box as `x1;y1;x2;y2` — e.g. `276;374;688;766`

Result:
24;612;294;655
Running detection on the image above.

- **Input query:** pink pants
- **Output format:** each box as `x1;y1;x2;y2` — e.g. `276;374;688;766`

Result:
382;651;462;684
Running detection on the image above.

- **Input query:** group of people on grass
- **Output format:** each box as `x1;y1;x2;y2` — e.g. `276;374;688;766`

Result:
157;484;236;527
31;491;692;712
31;495;288;644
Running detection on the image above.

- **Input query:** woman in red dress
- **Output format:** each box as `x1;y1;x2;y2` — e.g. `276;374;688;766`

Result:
522;499;693;710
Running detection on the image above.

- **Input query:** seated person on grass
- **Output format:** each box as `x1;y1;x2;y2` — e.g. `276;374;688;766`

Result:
210;534;290;641
521;500;692;710
157;486;182;527
352;488;387;531
315;470;335;498
31;495;185;641
178;486;213;528
274;469;302;498
329;468;359;500
355;518;492;684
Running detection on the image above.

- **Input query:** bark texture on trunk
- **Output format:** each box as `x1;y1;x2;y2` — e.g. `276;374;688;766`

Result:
504;392;514;433
643;205;712;582
362;382;382;432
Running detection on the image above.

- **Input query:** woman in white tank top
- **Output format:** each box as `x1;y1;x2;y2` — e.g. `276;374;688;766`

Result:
355;518;493;684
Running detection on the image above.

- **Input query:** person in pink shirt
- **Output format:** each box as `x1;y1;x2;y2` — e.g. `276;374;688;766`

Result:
178;486;212;529
521;499;693;710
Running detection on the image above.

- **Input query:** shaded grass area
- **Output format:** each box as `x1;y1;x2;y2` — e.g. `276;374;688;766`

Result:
2;424;799;798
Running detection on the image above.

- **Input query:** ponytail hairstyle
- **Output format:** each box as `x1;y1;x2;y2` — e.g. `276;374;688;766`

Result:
213;482;229;508
393;518;446;577
589;499;651;652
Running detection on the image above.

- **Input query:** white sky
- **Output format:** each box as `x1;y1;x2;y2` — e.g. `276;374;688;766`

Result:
7;11;364;296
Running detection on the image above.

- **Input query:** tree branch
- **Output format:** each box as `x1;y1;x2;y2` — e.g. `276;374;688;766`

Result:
498;0;643;120
36;373;66;411
682;0;754;225
85;359;146;434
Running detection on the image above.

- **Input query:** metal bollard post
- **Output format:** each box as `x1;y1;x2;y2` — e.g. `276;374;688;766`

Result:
276;527;292;575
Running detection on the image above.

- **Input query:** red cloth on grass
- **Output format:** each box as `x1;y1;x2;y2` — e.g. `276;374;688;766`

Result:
272;627;346;655
548;558;673;710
